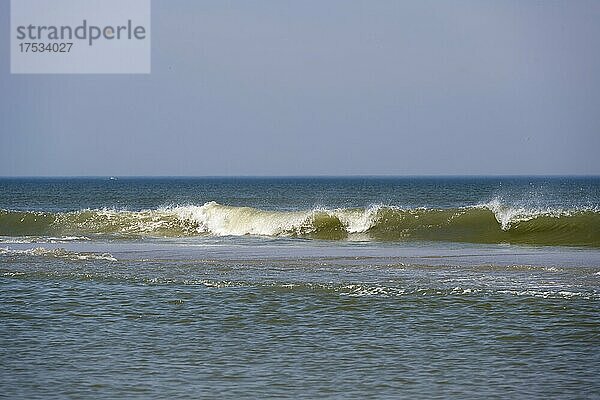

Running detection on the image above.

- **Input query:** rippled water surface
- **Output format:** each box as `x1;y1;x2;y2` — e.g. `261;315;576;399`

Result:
1;178;599;398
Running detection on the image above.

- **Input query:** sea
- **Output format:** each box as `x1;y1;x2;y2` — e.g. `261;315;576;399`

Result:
1;177;599;398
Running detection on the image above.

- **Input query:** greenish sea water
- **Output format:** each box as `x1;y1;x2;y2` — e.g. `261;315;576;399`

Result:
1;177;599;398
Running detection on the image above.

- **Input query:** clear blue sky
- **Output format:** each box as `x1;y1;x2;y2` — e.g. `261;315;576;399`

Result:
1;0;599;176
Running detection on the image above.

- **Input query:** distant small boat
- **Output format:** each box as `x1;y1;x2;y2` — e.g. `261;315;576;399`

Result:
109;177;118;180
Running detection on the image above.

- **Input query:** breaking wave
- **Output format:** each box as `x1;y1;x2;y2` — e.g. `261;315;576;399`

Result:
1;200;599;246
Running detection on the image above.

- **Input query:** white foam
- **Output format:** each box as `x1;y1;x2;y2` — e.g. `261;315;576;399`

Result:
333;205;381;233
168;202;381;237
0;247;117;261
48;236;92;242
479;198;575;230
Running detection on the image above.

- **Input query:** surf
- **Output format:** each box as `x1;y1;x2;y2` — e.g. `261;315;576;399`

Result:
1;200;599;247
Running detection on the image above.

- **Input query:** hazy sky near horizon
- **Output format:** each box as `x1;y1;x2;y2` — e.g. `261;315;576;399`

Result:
1;0;599;176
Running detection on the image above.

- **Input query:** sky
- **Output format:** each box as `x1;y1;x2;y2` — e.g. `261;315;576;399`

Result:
1;0;599;176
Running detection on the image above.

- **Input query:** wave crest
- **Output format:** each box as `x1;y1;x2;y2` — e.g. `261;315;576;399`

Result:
1;201;599;246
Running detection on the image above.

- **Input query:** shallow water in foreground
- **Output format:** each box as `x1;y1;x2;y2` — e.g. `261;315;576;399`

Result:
1;239;599;399
1;178;599;398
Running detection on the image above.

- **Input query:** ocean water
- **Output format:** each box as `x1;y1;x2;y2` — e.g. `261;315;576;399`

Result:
1;177;599;398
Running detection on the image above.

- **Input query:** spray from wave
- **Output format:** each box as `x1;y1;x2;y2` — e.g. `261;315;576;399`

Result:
0;200;599;246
